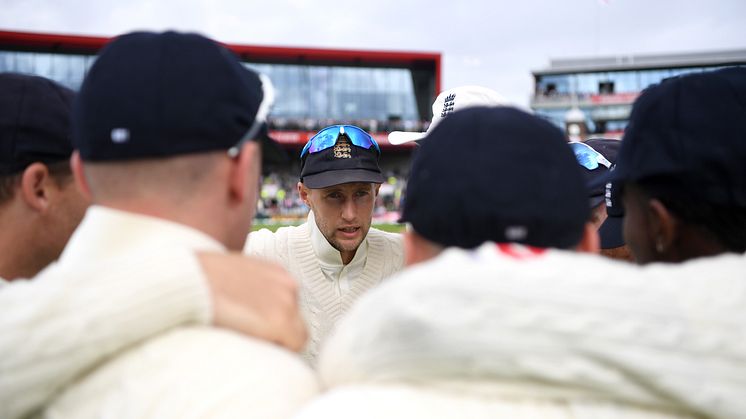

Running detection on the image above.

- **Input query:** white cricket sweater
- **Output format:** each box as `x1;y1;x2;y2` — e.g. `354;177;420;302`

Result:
6;206;318;419
299;243;746;419
0;207;212;419
246;212;404;363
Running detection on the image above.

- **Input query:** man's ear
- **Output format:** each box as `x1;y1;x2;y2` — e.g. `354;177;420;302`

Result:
19;162;51;211
70;152;93;202
228;142;260;204
648;198;677;254
297;181;310;205
575;222;601;254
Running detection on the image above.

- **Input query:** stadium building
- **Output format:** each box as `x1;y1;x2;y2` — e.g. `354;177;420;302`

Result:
0;30;439;158
0;30;440;219
530;49;746;138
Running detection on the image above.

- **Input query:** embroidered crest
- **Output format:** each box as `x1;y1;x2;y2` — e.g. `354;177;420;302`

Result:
441;93;456;117
605;182;613;208
333;136;352;159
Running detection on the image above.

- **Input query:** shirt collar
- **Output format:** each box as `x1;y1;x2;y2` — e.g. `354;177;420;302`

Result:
308;210;368;268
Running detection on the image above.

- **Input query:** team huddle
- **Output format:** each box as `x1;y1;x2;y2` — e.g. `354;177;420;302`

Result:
1;31;745;419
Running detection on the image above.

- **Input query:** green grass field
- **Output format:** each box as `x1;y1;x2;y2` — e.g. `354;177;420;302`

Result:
252;221;404;233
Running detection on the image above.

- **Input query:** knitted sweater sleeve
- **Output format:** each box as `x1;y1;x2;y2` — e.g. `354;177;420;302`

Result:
0;247;211;419
318;248;746;418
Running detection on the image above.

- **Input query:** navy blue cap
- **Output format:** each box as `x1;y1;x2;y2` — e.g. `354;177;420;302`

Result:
400;106;589;250
607;67;746;206
580;138;621;209
0;73;74;175
300;132;384;189
73;31;284;163
599;164;625;249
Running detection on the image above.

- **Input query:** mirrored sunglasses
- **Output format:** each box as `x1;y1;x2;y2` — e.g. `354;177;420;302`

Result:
570;141;612;170
300;125;380;158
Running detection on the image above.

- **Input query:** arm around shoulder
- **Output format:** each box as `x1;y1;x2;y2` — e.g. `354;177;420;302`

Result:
0;247;210;419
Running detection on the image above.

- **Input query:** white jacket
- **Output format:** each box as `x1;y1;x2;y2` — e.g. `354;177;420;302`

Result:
298;244;746;419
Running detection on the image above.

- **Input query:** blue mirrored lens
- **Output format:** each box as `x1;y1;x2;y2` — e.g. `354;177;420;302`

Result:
306;126;341;154
342;125;381;153
301;125;380;158
570;142;600;170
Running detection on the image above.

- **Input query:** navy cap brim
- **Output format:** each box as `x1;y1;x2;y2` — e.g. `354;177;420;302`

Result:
599;215;625;249
302;168;384;189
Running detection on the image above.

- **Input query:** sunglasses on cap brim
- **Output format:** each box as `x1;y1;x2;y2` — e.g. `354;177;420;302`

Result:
300;125;381;158
570;141;612;171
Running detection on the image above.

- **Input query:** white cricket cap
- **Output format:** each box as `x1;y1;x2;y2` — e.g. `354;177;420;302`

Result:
388;85;508;145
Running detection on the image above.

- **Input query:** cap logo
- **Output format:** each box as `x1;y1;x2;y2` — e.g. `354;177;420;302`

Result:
605;164;615;207
505;225;528;241
333;136;352;159
441;93;456;117
111;128;130;144
605;182;613;207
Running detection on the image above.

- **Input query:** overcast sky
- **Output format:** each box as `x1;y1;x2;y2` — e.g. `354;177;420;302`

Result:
2;0;744;107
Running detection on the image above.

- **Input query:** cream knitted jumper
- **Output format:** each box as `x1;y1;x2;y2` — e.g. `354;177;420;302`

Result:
0;207;212;419
11;206;318;419
246;212;404;362
301;243;746;419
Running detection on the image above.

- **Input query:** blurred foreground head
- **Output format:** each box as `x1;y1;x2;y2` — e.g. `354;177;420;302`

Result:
0;73;88;280
71;31;279;250
606;67;746;264
399;106;596;265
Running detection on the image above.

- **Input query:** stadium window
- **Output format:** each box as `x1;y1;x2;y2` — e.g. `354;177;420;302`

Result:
594;120;607;134
599;81;615;95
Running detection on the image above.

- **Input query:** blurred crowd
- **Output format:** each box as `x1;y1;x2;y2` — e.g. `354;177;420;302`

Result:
268;117;429;135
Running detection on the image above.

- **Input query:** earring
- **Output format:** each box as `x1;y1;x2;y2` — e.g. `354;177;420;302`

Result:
656;237;665;253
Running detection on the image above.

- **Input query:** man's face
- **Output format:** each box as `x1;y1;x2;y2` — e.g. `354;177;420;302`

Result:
44;171;90;261
300;182;379;254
